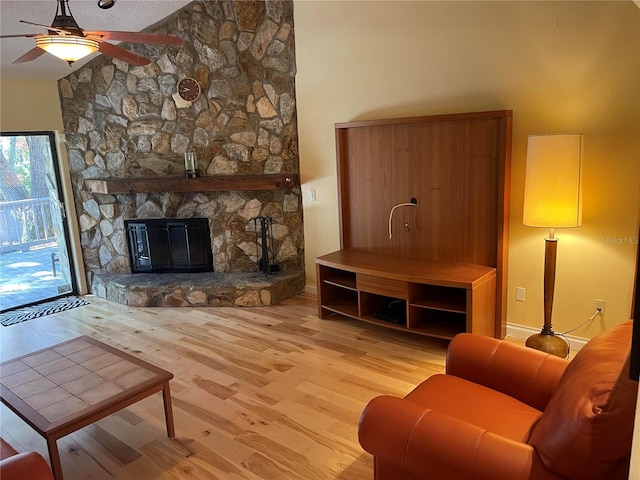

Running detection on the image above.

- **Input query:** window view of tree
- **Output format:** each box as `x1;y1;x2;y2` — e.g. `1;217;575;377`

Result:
0;137;29;201
0;135;55;249
26;136;49;199
0;135;51;201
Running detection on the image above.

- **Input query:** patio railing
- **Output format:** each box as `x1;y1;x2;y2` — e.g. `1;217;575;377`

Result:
0;197;57;253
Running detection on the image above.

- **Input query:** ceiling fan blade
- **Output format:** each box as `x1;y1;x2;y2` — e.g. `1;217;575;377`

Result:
85;31;184;46
13;47;46;64
20;20;76;36
0;33;42;39
98;41;150;66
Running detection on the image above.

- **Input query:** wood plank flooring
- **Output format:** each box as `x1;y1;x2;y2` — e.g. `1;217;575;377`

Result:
0;293;450;479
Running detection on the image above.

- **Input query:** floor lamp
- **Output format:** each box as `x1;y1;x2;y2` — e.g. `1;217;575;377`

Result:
523;134;583;358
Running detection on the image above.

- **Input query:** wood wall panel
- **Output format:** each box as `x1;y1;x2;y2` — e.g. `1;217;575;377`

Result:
335;111;511;336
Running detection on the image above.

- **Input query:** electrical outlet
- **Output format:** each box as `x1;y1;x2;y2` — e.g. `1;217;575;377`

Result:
594;299;606;315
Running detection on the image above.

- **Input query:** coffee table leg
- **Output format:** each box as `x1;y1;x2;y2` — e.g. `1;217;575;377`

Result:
46;436;64;480
162;381;175;438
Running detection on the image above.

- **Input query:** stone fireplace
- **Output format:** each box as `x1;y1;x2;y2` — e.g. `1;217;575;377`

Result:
59;1;305;306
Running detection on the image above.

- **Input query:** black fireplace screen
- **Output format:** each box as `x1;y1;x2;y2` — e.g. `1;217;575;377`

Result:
125;218;213;273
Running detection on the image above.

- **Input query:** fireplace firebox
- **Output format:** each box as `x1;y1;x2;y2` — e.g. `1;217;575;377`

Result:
125;218;213;273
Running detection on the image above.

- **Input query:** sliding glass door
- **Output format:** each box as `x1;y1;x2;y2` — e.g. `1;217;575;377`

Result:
0;132;76;312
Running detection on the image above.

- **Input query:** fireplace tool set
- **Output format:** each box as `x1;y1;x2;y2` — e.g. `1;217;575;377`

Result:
253;216;279;275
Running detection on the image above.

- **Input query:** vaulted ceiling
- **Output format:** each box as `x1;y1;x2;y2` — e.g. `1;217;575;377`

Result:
3;1;638;82
0;0;191;80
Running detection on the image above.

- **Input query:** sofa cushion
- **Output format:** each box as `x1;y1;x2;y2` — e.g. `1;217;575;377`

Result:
1;452;55;480
529;321;637;479
406;374;543;442
0;438;18;460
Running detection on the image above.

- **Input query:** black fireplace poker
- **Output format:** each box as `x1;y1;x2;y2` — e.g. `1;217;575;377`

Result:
253;216;279;275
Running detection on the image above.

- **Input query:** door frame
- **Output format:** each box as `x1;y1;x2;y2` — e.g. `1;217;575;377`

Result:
0;130;86;309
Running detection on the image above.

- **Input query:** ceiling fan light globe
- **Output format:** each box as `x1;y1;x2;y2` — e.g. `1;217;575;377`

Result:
97;0;115;9
35;36;99;63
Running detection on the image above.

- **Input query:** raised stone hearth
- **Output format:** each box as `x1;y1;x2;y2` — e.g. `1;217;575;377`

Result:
92;270;305;307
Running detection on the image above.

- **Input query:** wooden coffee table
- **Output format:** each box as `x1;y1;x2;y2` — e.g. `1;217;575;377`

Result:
0;336;175;480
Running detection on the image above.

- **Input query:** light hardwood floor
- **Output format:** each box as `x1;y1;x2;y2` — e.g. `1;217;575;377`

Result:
0;293;450;479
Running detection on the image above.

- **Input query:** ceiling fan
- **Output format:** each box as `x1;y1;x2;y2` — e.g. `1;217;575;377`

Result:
0;0;184;66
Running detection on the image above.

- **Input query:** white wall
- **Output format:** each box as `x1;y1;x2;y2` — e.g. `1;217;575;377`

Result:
294;0;640;339
1;79;63;131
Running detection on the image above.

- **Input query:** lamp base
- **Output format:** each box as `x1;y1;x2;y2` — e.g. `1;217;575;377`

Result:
525;332;569;358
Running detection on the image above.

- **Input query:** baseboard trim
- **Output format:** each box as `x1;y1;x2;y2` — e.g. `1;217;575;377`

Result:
507;323;589;354
305;283;317;296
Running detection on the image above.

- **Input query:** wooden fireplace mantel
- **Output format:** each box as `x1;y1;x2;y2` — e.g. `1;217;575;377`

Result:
85;173;300;194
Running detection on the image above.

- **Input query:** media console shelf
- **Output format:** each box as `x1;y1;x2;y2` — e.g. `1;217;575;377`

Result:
316;249;496;340
322;110;511;338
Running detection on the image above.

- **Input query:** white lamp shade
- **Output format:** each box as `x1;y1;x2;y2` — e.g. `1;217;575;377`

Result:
523;134;583;228
35;36;99;63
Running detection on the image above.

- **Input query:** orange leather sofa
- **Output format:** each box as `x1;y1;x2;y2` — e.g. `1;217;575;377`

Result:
358;320;637;480
0;438;53;480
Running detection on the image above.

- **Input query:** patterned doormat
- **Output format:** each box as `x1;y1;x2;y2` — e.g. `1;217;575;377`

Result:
1;296;89;327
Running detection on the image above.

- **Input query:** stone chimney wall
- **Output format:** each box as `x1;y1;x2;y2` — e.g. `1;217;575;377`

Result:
59;1;303;287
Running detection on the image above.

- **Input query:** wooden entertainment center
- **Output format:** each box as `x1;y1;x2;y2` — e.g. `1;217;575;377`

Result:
316;110;512;340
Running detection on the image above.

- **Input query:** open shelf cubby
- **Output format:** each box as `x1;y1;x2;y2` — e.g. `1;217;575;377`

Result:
409;284;467;313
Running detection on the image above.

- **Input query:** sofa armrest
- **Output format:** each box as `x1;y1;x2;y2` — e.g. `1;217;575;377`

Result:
446;333;569;411
0;452;54;480
359;395;561;480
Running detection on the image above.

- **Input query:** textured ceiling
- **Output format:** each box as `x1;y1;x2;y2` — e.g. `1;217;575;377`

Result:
0;0;191;80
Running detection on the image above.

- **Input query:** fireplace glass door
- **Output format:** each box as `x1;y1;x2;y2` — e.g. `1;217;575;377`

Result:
126;218;213;273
